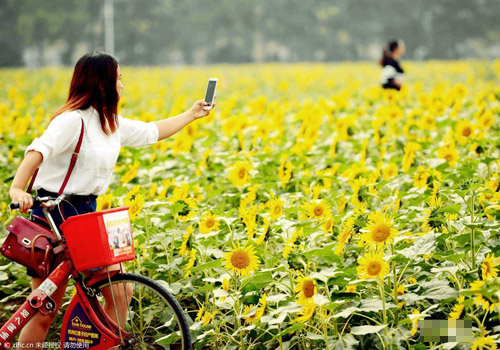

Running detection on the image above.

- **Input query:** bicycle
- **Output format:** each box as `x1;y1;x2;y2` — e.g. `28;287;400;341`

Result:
0;195;192;349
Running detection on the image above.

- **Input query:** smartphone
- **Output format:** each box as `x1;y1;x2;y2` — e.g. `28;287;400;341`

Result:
203;78;218;110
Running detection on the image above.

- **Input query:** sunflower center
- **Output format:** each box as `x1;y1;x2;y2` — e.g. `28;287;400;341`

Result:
462;127;472;137
102;202;110;210
445;154;453;162
231;250;250;269
371;224;390;242
302;279;315;298
205;218;214;228
273;205;281;215
313;206;323;217
367;261;382;276
484;262;491;275
238;168;246;179
131;202;140;213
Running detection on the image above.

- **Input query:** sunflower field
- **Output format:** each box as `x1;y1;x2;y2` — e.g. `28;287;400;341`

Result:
1;61;500;349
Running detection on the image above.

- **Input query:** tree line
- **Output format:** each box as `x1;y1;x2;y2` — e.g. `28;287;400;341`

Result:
1;0;499;67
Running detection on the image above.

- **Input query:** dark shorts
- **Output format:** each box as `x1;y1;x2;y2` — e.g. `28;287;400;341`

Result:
27;189;97;278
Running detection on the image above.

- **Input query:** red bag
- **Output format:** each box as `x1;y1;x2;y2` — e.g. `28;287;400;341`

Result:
4;119;85;277
1;217;55;277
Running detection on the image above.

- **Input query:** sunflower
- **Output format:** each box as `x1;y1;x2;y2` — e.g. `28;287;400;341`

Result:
402;142;421;172
322;216;334;233
296;276;316;304
413;166;430;189
121;161;140;184
478;110;494;130
361;211;399;249
179;225;194;256
228;161;252;188
97;193;114;211
437;144;459;167
409;309;421;336
472;336;497;350
470;280;491;312
294;299;315;323
421;196;445;232
448;295;465;320
242;294;267;324
345;285;357;293
283;229;303;259
184;249;196;278
334;217;354;255
195;305;205;321
455;119;474;142
202;310;217;326
240;204;258;239
127;193;145;221
269;197;284;221
224;242;259;277
481;254;499;280
148;182;158;198
357;251;389;280
256;217;270;246
170;184;198;221
414;166;442;190
278;157;293;188
350;177;377;209
382;163;398;180
123;184;141;203
303;199;330;220
222;277;230;292
199;211;220;234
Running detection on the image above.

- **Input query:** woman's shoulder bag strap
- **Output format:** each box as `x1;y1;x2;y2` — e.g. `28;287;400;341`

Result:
26;119;85;195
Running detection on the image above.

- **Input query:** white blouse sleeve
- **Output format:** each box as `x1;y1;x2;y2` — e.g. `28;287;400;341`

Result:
118;116;159;147
25;111;81;162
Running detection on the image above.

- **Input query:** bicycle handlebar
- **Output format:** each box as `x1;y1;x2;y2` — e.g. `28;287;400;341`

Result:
9;195;66;210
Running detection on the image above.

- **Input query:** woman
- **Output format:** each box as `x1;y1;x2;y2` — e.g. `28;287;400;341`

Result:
379;39;405;90
9;51;214;347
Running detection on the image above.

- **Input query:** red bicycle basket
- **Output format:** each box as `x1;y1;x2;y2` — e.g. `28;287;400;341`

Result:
60;207;135;271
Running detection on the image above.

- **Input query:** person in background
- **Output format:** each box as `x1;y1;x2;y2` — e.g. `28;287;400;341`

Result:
379;39;405;90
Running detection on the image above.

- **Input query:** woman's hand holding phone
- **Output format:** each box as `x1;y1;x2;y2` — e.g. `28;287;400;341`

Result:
190;99;216;119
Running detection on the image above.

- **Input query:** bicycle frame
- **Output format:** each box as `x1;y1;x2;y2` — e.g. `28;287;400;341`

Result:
0;255;128;349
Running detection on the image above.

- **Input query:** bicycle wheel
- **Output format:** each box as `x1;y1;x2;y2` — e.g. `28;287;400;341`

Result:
90;273;192;350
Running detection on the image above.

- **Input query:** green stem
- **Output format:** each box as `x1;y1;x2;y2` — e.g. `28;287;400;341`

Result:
379;278;389;348
278;324;284;350
391;244;399;326
470;190;476;270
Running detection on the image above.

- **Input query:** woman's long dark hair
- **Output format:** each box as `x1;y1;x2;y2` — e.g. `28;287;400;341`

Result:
379;40;400;67
52;51;119;135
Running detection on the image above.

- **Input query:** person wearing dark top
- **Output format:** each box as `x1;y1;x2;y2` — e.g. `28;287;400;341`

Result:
379;39;405;90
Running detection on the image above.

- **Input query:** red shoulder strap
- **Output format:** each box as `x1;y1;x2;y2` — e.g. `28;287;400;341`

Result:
58;119;85;195
27;119;85;195
26;168;39;193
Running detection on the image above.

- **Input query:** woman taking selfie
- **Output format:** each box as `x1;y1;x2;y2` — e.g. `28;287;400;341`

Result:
9;51;214;347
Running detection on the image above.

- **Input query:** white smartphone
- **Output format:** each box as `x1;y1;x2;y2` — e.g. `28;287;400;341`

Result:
203;78;218;110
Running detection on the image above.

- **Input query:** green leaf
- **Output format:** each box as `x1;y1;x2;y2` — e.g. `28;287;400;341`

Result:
241;271;274;294
271;323;305;342
437;204;461;215
400;232;436;258
190;259;222;273
420;278;458;300
350;324;387;335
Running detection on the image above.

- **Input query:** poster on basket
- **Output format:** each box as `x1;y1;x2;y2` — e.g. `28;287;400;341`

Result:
103;210;133;257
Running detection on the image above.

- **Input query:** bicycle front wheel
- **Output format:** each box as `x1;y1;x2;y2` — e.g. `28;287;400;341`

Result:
90;273;192;350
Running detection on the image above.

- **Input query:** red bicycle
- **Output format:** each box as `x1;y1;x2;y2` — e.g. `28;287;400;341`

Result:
1;195;191;349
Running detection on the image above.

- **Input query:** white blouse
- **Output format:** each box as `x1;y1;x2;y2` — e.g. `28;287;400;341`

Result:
26;107;159;195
